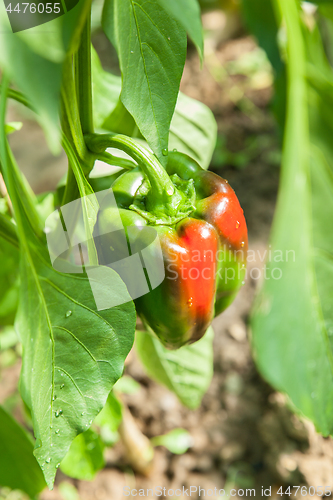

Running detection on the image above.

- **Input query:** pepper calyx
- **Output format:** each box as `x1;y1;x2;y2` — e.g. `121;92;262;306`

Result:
130;174;196;225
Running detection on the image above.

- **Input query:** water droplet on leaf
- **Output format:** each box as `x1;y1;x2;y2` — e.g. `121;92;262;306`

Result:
65;310;72;318
55;410;63;418
235;221;240;229
173;148;177;152
162;148;168;156
60;384;65;389
55;429;59;434
45;458;51;463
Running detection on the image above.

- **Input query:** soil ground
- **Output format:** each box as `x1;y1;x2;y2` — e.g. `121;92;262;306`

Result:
1;14;333;500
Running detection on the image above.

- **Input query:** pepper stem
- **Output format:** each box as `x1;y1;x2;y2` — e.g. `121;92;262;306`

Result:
85;133;183;217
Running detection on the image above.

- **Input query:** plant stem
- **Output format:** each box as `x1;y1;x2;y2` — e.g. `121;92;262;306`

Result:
61;56;90;168
117;400;154;476
0;86;34;111
85;133;177;202
61;11;96;206
76;9;93;135
96;151;136;170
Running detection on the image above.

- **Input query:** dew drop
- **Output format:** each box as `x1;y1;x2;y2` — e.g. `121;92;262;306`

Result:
56;463;60;469
81;412;85;416
167;186;174;196
50;425;53;430
167;37;170;40
89;420;93;425
235;221;240;229
45;458;51;464
55;410;63;418
162;148;168;156
60;384;65;389
65;310;72;318
241;241;245;248
173;148;177;152
187;297;193;307
130;50;134;54
52;395;57;401
55;429;59;434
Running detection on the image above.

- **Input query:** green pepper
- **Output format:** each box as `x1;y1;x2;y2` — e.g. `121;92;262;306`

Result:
90;135;247;349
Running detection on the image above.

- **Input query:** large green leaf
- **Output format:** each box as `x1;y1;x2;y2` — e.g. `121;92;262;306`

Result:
169;92;217;169
151;428;192;454
91;46;125;133
60;429;105;480
157;0;203;60
94;391;122;445
135;327;214;409
92;50;217;169
0;406;46;496
0;82;136;491
102;0;187;165
0;0;91;152
0;238;19;325
16;258;135;487
241;0;286;130
251;0;333;435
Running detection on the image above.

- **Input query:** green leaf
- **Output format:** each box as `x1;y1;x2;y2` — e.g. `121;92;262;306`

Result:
157;0;203;60
251;0;333;435
0;238;19;325
94;391;122;446
0;326;18;351
58;482;80;500
5;122;22;134
241;0;286;130
113;375;141;394
92;49;217;168
16;258;135;487
91;46;124;131
135;327;214;409
0;0;91;152
151;428;192;454
102;0;187;165
0;12;62;152
0;405;46;496
169;92;217;169
60;428;105;481
0;74;134;490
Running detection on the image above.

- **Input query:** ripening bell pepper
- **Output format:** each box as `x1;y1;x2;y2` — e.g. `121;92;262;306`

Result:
95;143;247;349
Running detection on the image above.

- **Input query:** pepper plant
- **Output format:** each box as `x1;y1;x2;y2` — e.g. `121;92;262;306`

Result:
0;0;246;491
1;0;333;495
